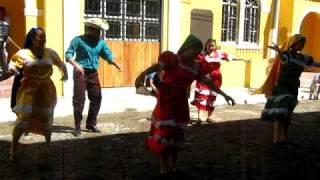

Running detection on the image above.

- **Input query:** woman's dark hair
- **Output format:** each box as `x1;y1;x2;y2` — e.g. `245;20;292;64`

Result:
0;6;5;13
204;38;216;55
177;34;203;54
23;27;45;49
290;36;306;50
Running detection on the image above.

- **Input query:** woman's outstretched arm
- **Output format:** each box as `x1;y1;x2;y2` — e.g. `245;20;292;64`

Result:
0;70;14;82
310;60;320;67
199;75;235;106
135;63;163;88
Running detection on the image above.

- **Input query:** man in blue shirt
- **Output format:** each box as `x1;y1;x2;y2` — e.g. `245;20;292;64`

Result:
66;18;121;136
146;72;160;96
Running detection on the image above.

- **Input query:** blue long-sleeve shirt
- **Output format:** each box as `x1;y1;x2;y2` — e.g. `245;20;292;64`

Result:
65;35;113;70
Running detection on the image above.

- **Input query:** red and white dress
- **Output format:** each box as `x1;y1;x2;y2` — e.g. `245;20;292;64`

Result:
146;51;211;156
191;50;232;111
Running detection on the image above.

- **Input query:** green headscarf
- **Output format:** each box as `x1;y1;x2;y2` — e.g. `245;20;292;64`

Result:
178;34;203;54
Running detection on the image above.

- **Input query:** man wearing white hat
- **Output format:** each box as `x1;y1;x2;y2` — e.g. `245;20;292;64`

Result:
65;18;121;136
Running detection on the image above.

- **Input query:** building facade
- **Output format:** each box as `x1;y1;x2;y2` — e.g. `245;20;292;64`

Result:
0;0;320;98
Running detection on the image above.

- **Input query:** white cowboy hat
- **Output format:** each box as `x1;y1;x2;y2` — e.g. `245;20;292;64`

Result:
84;18;109;31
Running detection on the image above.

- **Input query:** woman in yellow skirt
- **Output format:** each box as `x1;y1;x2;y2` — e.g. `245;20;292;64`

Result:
0;27;67;161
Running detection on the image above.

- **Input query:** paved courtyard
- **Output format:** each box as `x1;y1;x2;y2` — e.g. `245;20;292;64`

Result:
0;100;320;179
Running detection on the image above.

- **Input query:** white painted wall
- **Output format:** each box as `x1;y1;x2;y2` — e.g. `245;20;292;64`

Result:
167;0;181;53
63;0;82;97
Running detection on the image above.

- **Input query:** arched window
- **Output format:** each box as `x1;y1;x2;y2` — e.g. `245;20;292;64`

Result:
221;0;239;42
243;0;260;43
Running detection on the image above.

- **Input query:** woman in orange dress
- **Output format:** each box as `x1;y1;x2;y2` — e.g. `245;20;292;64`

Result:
0;27;67;161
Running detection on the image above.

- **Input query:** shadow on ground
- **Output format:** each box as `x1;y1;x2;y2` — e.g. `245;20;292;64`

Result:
1;111;320;180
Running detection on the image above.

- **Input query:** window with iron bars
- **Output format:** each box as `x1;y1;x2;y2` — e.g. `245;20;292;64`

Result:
221;0;239;42
243;0;260;43
84;0;161;42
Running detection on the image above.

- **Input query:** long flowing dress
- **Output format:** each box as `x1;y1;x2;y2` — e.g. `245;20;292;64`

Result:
261;52;313;125
9;48;59;135
191;50;231;111
146;51;211;156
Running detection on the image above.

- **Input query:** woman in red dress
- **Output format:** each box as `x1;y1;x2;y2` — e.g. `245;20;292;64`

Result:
191;39;246;124
135;35;235;175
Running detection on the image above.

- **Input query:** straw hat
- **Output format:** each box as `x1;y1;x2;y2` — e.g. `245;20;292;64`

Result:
84;18;109;31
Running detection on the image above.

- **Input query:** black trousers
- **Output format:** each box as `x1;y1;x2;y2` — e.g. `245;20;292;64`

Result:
73;69;102;128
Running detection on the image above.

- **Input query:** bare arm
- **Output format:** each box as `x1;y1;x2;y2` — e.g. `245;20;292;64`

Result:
199;75;235;106
0;70;14;82
108;61;122;72
150;79;157;92
232;58;250;63
49;49;68;81
65;37;85;75
310;61;320;67
66;58;85;75
135;63;162;88
56;62;68;81
267;43;289;62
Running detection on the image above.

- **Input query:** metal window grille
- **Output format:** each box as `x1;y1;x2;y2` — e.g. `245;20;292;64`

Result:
84;0;161;42
243;0;260;43
221;0;239;42
0;23;9;42
85;0;103;17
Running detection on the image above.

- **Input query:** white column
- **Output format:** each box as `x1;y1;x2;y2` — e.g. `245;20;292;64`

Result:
167;0;181;53
238;0;246;46
63;0;82;97
24;0;43;16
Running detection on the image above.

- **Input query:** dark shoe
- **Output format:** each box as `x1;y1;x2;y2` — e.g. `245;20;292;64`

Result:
86;126;101;133
191;120;201;126
168;168;188;179
206;118;216;123
73;128;81;137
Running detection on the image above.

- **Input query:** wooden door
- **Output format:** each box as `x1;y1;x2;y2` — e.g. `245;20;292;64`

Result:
98;41;160;87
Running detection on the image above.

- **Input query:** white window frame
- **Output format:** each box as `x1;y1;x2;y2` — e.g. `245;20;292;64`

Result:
237;0;261;49
220;0;261;49
221;0;239;45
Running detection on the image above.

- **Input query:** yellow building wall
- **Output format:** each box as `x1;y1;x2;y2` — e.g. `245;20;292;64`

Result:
278;0;294;44
0;1;25;56
293;0;320;72
161;0;169;51
309;15;320;62
278;0;320;49
169;0;273;88
7;0;65;96
36;0;44;28
300;13;320;60
79;0;85;35
6;0;320;94
24;0;41;34
43;0;64;96
180;0;192;43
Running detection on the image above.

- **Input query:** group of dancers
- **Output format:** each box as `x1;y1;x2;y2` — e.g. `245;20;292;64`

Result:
136;33;320;175
0;15;318;175
0;18;121;161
